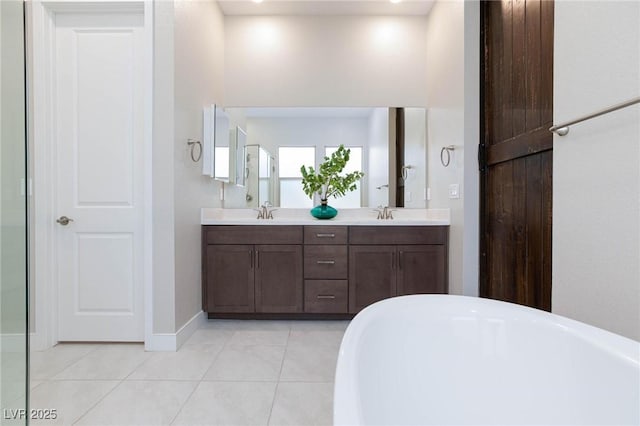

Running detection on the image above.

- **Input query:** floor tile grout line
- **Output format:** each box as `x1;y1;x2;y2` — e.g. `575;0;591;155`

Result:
37;344;101;380
121;352;156;381
167;380;201;426
70;378;125;425
197;328;235;381
46;344;146;381
47;378;142;382
267;328;291;426
36;322;346;425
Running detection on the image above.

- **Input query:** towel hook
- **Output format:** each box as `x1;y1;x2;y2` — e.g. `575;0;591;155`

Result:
401;165;413;181
440;145;455;167
188;139;202;162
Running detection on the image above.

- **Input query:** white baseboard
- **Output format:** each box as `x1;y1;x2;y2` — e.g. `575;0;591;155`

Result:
144;311;206;352
175;310;206;349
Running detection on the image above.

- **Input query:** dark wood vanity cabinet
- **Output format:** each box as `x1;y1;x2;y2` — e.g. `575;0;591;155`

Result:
348;227;448;313
396;245;447;296
348;246;397;313
303;226;349;314
255;245;303;313
202;224;448;317
202;226;303;314
204;244;255;313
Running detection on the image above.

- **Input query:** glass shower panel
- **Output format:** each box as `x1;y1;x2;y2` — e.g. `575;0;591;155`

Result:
0;0;29;424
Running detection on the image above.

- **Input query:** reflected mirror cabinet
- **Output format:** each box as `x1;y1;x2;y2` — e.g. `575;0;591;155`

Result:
203;106;429;209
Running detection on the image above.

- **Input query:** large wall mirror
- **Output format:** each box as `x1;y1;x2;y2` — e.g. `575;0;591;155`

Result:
224;107;427;209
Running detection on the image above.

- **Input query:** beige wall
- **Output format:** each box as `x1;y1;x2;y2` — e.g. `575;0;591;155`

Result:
552;1;640;340
425;0;465;295
173;0;226;331
152;0;177;333
224;15;428;107
153;0;226;334
462;0;480;297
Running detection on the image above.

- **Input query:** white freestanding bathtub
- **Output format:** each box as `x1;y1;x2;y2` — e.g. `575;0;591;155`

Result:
334;295;640;425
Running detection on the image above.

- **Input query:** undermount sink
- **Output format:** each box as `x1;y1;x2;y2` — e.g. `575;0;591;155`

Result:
201;208;450;226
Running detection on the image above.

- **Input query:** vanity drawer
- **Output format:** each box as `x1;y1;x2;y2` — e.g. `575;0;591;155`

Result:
304;226;348;245
304;280;348;313
349;226;448;245
304;246;348;279
204;225;303;245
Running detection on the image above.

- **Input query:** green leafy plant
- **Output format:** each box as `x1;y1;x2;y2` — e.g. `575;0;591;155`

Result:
300;145;364;204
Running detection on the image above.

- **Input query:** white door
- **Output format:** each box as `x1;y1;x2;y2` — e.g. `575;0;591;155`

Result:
55;12;145;341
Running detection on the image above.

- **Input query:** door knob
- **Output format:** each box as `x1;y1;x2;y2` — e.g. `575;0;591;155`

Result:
56;216;74;226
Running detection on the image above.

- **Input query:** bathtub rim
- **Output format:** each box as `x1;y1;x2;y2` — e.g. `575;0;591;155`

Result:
333;294;640;425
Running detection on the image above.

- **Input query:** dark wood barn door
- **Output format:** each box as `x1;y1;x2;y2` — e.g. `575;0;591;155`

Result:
480;0;554;311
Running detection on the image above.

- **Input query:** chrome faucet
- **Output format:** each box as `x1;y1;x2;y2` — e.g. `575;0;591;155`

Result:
374;206;395;220
256;202;276;220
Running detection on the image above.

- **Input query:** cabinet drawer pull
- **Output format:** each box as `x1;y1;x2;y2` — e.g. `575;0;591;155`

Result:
317;294;336;299
256;250;259;268
316;260;336;265
316;233;335;238
399;251;403;270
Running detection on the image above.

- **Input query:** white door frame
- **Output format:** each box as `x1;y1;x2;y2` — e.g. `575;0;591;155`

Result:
29;0;154;350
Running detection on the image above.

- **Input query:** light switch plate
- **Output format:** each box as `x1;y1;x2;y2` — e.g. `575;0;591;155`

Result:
448;184;460;199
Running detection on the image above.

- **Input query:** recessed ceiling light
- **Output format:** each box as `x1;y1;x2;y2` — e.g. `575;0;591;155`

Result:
253;0;263;3
390;0;402;4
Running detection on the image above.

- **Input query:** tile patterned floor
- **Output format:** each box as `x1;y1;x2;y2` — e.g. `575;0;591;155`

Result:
29;320;349;425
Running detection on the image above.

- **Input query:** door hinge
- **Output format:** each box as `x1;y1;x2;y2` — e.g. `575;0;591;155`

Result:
478;143;487;172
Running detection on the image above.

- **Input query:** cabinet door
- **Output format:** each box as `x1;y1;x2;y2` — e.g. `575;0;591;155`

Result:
205;245;254;313
255;245;303;313
397;245;447;295
349;245;397;313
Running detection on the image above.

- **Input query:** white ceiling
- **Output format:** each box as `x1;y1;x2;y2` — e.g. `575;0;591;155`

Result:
217;0;436;16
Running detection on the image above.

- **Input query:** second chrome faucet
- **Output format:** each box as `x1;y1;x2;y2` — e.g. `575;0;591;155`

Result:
256;202;277;220
374;206;395;220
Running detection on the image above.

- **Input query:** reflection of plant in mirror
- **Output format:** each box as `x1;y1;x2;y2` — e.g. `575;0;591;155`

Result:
300;145;364;204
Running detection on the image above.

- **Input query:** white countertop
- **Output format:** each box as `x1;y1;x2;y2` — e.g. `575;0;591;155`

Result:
201;208;450;226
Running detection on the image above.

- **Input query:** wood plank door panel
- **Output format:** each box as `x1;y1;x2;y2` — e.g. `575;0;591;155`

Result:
481;0;553;311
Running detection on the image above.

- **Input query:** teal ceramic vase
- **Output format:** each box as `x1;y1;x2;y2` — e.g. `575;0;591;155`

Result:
310;200;338;219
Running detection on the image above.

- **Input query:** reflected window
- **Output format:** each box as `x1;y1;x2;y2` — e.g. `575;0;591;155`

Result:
278;147;315;208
